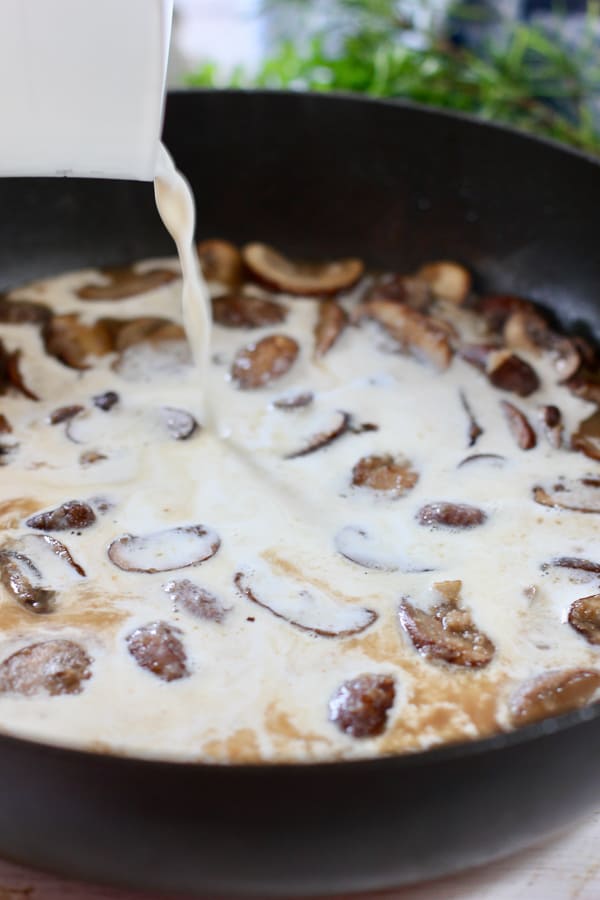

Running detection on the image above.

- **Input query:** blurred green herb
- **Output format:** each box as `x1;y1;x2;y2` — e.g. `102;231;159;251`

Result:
187;0;600;154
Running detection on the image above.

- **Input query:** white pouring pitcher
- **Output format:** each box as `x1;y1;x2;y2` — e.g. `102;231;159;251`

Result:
0;0;173;180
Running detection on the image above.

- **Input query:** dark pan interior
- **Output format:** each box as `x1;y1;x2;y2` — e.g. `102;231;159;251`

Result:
0;90;599;896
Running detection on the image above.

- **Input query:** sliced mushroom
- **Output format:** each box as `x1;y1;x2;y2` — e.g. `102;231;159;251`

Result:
459;390;483;447
329;674;395;738
539;405;563;449
398;588;495;668
533;477;600;514
368;274;430;310
351;454;418;497
567;372;600;405
113;317;186;352
572;409;600;462
354;300;452;370
0;549;55;614
93;391;119;412
314;300;348;357
26;500;96;532
212;291;286;329
231;334;299;389
509;668;600;728
285;410;349;459
500;400;537;450
416;261;471;305
163;578;229;623
457;453;505;469
160;407;198;441
234;568;377;638
0;414;11;434
488;351;540;397
0;640;92;696
32;534;86;577
478;294;537;332
198;239;243;287
273;391;314;411
43;314;114;370
126;621;189;682
568;594;600;645
417;502;487;529
458;342;499;372
48;404;84;425
242;242;364;296
0;343;39;401
543;557;600;575
503;310;548;354
77;267;179;300
108;524;220;573
0;296;51;325
334;524;432;573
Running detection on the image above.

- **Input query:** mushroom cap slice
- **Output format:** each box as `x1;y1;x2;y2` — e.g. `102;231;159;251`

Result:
284;410;349;459
108;524;220;573
26;500;96;532
355;300;453;370
314;300;348;357
334;525;433;573
231;334;299;390
0;640;92;696
500;400;537;450
416;261;471;305
568;594;600;645
198;239;244;287
417;502;487;529
398;595;495;668
351;454;419;497
164;579;230;623
76;267;179;301
0;549;55;614
212;292;286;329
509;668;600;728
329;674;396;738
533;477;600;514
572;409;600;462
487;351;540;397
243;243;364;296
126;621;189;682
234;567;377;638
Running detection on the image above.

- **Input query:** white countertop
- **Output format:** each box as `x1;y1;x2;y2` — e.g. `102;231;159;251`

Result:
0;809;598;899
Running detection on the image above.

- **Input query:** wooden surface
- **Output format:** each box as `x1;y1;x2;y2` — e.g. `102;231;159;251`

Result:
0;809;597;900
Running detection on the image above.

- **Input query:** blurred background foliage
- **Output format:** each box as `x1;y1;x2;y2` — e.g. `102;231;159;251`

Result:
187;0;600;153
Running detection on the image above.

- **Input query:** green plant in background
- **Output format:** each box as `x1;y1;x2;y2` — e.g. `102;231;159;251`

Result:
188;0;600;154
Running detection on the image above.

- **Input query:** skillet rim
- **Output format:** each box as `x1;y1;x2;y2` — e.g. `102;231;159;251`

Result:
1;87;600;774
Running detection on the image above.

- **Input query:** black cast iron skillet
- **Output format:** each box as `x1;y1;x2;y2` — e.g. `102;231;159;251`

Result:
0;90;599;897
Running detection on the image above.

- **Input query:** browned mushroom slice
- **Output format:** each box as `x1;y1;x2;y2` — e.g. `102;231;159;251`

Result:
285;410;349;459
160;407;198;441
231;334;299;389
314;300;348;357
112;319;190;381
126;621;189;682
459;390;483;447
569;595;600;645
0;550;55;614
108;524;220;573
234;569;377;638
198;239;243;287
533;477;600;514
26;501;96;532
543;557;600;575
163;578;230;623
48;404;84;425
351;454;419;497
417;502;487;529
500;400;537;450
457;453;505;468
329;674;395;738
416;261;471;305
43;314;114;370
0;414;11;434
355;300;452;370
509;668;600;727
243;242;364;296
212;292;286;328
572;409;600;462
503;310;548;354
488;351;540;397
77;267;179;300
478;294;537;332
0;640;92;696
334;525;432;573
0;343;39;401
368;274;431;310
113;317;186;351
273;391;314;410
0;296;51;325
32;534;86;577
93;390;119;411
398;588;494;668
567;371;600;405
539;405;563;449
